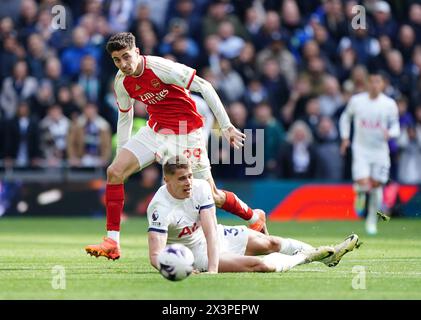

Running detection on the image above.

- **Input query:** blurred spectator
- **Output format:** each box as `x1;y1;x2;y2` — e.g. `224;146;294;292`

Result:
26;33;49;80
409;3;421;43
16;0;38;46
338;27;380;66
42;57;69;94
217;20;245;59
136;0;172;35
129;4;159;41
0;60;38;120
216;58;245;104
60;26;101;78
277;120;317;179
164;0;202;42
281;74;313;127
317;0;348;43
250;101;285;176
0;34;26;82
77;55;100;103
396;24;416;64
39;104;70;167
243;78;269;112
29;81;55;119
318;75;343;117
385;49;412;98
159;18;199;65
281;0;304;36
256;33;296;87
260;57;290;120
252;11;284;51
232;42;259;84
198;34;221;73
67;102;112;167
370;0;398;40
106;0;135;33
4;100;41;167
368;34;392;73
336;46;357;83
202;0;248;40
314;116;343;180
0;0;23;22
57;86;81;121
300;96;322;138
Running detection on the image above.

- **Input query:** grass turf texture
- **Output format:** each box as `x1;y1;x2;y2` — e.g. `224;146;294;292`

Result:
0;217;420;300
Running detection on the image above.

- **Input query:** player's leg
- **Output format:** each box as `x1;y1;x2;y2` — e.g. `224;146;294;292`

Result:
86;128;157;259
244;228;313;256
352;154;371;217
186;129;267;233
366;162;389;235
206;175;268;233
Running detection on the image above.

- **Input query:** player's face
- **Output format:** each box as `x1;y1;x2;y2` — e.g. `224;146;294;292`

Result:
367;75;384;96
166;168;193;199
111;47;140;76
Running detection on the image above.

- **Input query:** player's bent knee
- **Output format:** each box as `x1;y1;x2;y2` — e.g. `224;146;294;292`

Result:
106;165;125;183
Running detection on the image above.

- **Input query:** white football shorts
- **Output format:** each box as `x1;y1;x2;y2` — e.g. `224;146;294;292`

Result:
122;125;211;180
192;224;249;272
352;151;390;183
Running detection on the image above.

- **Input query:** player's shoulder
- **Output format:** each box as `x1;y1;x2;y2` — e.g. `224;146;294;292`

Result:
192;179;213;199
380;93;398;106
147;185;169;212
114;69;126;83
192;179;210;190
351;92;369;102
145;55;174;69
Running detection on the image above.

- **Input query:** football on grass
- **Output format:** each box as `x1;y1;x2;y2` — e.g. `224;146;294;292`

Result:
158;244;194;281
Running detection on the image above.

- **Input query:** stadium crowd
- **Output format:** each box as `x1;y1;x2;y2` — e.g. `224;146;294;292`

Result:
1;0;421;184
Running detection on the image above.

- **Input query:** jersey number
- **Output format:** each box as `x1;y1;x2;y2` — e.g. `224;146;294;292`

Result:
183;148;202;160
178;222;199;238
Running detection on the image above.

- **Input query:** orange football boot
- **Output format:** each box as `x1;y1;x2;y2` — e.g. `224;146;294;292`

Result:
85;237;120;260
248;209;267;233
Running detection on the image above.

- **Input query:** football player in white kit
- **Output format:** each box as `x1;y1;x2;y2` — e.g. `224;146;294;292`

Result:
148;156;360;273
339;71;400;235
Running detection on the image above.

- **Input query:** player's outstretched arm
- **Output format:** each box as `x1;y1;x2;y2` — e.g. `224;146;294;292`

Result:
200;206;219;273
148;231;168;270
189;76;245;149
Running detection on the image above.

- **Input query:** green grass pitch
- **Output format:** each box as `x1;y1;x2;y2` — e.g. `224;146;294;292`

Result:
1;217;420;300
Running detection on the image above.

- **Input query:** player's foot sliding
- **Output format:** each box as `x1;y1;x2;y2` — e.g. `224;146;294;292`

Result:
221;191;267;233
85;237;121;260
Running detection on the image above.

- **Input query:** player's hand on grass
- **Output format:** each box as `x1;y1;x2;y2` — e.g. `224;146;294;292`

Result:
223;126;246;149
340;139;350;156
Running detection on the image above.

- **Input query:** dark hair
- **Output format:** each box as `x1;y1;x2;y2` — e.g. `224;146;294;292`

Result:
369;69;388;81
106;32;136;55
163;155;191;176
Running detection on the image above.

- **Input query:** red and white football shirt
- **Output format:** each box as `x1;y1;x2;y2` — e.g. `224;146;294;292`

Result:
113;55;204;134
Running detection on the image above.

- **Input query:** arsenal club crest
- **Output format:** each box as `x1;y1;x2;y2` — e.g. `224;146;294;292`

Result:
151;78;160;88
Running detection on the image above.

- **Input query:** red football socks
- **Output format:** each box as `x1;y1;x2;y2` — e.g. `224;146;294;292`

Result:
221;190;253;221
106;183;124;231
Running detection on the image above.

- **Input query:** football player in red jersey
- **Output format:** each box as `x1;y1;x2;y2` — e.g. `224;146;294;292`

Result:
85;32;267;260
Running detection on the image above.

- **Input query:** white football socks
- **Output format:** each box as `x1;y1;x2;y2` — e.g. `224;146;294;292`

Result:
367;186;382;234
279;238;314;255
107;231;120;244
263;252;307;272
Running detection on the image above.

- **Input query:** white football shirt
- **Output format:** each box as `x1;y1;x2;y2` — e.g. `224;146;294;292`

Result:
339;92;400;159
147;179;215;248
